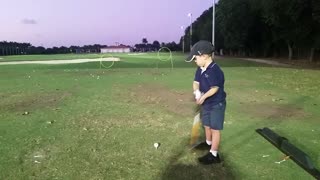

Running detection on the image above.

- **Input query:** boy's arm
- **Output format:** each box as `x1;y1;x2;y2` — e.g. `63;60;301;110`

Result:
197;68;222;104
193;68;201;100
202;86;219;99
197;86;219;104
193;81;199;92
193;81;202;100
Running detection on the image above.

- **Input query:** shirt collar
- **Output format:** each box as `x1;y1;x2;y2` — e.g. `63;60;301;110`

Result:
200;62;216;73
208;62;216;69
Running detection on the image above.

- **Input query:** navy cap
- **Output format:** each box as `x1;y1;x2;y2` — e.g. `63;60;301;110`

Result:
186;40;214;62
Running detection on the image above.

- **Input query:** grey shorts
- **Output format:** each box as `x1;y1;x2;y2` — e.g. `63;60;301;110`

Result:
201;100;226;130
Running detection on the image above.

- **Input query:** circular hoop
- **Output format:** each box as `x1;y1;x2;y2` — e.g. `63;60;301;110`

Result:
157;47;173;69
157;47;172;62
100;54;116;69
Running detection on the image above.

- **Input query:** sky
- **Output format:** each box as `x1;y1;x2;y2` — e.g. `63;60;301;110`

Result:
0;0;213;48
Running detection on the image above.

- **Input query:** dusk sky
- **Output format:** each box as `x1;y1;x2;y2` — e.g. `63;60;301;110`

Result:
0;0;213;48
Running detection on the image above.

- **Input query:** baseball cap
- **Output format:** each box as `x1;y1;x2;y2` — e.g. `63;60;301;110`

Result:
186;40;214;62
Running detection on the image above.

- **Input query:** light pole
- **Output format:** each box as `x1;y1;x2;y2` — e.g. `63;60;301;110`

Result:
188;13;192;51
212;0;215;48
181;26;185;53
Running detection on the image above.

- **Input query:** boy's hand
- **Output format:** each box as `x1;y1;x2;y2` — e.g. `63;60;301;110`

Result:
193;90;201;101
196;95;206;105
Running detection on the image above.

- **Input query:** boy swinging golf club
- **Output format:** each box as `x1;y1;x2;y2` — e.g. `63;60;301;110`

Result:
186;40;227;164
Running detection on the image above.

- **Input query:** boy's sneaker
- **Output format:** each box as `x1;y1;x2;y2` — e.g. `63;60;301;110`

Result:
198;152;221;164
191;142;211;151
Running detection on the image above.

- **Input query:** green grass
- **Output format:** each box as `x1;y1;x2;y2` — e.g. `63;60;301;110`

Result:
0;54;102;62
0;53;319;179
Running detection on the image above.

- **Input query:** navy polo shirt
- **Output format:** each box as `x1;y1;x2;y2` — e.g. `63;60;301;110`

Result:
194;62;226;106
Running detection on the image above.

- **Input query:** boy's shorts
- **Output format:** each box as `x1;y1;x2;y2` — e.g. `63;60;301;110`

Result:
201;100;226;130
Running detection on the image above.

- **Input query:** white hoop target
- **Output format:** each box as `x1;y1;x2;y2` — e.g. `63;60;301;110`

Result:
157;47;173;69
100;54;116;69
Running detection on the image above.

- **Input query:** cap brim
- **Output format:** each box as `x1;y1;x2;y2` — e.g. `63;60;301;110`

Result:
185;54;196;62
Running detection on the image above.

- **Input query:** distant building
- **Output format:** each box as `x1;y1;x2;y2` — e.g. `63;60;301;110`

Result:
101;45;131;53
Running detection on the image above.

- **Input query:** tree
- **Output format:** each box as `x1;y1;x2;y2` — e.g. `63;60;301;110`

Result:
261;0;313;60
152;41;160;50
162;42;180;51
0;41;4;55
218;0;257;55
142;38;148;44
176;0;319;61
309;0;320;62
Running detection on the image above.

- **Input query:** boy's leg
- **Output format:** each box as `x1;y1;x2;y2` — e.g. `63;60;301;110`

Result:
210;101;225;151
201;109;212;146
198;101;225;164
205;126;212;142
210;129;220;151
192;125;211;150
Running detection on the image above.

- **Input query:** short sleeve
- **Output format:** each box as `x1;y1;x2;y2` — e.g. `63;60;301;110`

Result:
194;68;201;82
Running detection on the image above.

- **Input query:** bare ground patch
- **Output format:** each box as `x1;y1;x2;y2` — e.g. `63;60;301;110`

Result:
0;91;72;112
242;103;307;119
127;84;195;117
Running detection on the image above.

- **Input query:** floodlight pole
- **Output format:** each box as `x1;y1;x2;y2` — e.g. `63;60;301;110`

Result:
188;13;192;51
181;26;185;53
212;0;215;49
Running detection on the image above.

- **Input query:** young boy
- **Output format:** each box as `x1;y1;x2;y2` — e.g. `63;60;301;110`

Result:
186;40;227;164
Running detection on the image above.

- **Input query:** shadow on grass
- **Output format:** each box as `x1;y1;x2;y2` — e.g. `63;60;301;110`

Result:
161;139;235;180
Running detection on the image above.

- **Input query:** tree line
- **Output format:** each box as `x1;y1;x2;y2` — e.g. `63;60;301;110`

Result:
181;0;320;62
0;38;181;56
0;41;107;55
134;38;180;52
0;41;31;56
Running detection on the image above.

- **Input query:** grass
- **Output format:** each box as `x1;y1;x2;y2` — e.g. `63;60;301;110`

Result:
0;53;319;179
0;54;101;62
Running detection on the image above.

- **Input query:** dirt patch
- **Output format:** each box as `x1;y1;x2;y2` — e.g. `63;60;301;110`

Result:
243;103;307;119
128;84;195;117
1;91;72;112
